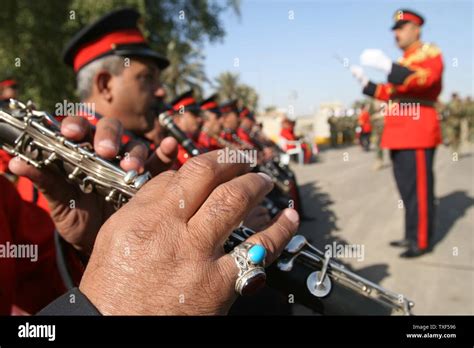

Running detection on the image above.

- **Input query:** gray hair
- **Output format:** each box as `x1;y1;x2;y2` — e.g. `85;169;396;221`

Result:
76;55;126;100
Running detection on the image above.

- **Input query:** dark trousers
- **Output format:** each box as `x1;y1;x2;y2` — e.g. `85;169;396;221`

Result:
360;132;371;151
390;148;436;250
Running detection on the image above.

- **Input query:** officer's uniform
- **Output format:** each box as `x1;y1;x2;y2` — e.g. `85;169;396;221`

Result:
362;10;443;254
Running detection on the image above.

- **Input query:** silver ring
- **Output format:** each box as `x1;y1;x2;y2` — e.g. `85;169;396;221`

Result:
230;242;267;296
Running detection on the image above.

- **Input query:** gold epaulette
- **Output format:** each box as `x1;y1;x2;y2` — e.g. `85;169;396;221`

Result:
399;43;442;66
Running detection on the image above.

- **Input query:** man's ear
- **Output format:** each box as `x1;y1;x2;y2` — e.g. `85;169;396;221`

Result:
94;70;113;102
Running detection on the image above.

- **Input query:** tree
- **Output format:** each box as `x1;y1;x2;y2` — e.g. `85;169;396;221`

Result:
162;40;209;100
0;0;240;111
215;71;259;110
215;71;240;101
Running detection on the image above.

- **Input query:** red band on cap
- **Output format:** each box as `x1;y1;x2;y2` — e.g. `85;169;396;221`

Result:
240;108;250;119
0;79;17;88
397;12;422;26
73;28;146;72
201;101;218;110
173;97;196;111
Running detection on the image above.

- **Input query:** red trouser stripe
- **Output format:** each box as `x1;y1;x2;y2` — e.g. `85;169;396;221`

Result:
415;149;428;249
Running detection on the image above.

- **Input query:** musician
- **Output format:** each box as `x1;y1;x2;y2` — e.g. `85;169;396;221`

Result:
8;9;178;264
35;150;299;315
236;107;257;148
168;89;203;167
61;8;179;176
351;9;442;257
219;99;242;144
280;118;312;164
197;94;223;151
0;76;19;173
0;175;84;315
357;105;372;151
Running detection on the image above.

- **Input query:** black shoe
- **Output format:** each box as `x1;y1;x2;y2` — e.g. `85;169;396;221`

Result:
399;246;430;258
389;239;411;248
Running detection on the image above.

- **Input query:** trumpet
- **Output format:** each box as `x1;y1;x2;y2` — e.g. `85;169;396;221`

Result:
0;100;414;315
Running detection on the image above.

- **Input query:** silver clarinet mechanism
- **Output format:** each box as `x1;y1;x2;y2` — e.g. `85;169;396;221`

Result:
0;99;150;209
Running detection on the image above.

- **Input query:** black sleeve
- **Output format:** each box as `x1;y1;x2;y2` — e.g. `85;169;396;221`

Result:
387;63;415;85
37;287;101;316
362;81;377;97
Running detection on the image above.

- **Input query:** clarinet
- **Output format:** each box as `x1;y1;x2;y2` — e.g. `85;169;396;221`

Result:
0;100;414;315
223;131;291;194
158;112;200;157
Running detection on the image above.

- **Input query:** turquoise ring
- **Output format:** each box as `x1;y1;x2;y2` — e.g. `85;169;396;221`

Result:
230;242;267;296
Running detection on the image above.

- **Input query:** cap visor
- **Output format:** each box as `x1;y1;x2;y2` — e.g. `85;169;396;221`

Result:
114;47;170;70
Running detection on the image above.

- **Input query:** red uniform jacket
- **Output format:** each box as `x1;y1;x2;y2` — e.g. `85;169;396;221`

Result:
236;127;255;148
0;175;83;315
358;111;372;133
280;128;297;150
175;144;191;168
197;131;221;152
363;41;443;149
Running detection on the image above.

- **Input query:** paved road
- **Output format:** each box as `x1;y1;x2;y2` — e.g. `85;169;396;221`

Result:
291;143;474;315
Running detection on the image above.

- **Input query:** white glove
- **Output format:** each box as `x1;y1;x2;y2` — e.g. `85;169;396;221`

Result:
350;65;369;87
360;49;392;74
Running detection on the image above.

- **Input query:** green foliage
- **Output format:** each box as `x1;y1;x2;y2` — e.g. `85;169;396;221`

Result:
215;71;259;110
0;0;240;111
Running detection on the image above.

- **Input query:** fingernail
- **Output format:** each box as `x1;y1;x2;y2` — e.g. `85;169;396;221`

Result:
63;123;82;135
122;157;143;171
97;139;118;153
257;172;273;185
284;208;299;224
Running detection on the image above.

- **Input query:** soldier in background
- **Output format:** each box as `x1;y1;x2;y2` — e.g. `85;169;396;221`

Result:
327;112;338;147
443;93;464;154
466;96;474;143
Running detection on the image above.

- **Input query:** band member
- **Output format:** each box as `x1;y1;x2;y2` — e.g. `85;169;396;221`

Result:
280;118;312;164
237;107;257;147
219;100;241;144
197;94;223;151
0;76;19;173
358;105;372;151
0;76;18;108
169;89;203;166
8;9;177;265
352;9;442;257
0;175;84;315
37;151;299;315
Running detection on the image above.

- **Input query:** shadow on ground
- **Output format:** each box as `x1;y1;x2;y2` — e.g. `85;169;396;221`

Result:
432;190;474;249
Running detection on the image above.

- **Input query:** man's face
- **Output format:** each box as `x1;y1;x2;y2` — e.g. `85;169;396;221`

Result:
108;57;161;135
394;22;420;50
241;118;254;130
0;86;18;100
203;111;222;135
221;111;239;130
175;111;202;136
